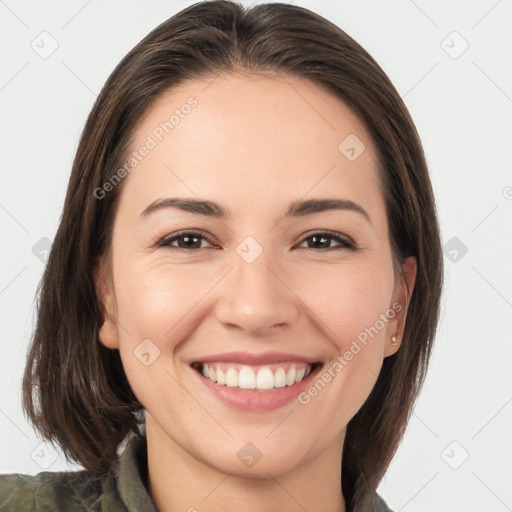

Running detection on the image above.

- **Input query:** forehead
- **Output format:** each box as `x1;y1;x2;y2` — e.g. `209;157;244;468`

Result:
119;72;383;223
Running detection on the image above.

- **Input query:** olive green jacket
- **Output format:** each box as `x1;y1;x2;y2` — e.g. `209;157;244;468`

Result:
0;434;156;511
0;434;393;511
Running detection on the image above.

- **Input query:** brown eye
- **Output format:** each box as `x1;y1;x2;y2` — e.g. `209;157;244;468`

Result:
298;232;356;251
156;231;215;251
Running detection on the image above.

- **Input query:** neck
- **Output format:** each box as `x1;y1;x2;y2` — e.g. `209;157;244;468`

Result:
146;414;346;512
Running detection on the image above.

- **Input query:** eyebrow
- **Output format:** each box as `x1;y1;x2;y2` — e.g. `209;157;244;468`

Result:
140;198;229;218
140;197;371;223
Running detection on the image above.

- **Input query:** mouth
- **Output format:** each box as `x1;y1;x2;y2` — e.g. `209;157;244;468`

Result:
189;355;324;412
190;361;322;392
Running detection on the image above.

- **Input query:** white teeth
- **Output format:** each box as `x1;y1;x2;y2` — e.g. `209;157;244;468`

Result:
286;367;297;386
200;363;314;390
225;368;239;387
238;366;256;389
274;367;287;388
216;368;226;385
256;367;274;389
207;365;217;383
295;368;306;382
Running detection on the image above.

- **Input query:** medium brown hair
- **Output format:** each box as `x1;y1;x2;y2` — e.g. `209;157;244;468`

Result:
22;1;443;509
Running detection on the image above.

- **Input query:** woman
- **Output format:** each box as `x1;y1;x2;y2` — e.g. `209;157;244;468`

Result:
0;1;443;511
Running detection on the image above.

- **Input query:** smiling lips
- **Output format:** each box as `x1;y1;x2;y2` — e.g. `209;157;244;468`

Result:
191;351;322;393
190;352;323;412
199;362;313;391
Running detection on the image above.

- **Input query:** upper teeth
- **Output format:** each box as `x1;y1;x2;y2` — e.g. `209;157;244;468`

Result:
201;363;312;390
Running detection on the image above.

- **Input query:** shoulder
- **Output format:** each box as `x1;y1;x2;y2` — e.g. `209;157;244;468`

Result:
373;492;394;512
353;490;394;512
0;469;121;511
0;432;152;512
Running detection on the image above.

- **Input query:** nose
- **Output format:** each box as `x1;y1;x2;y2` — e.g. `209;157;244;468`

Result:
214;248;300;336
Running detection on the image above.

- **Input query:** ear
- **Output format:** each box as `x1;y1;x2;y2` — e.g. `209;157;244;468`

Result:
94;256;120;349
384;256;417;357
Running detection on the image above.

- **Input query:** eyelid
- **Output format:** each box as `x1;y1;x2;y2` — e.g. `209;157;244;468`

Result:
154;229;217;249
297;229;356;248
154;228;359;253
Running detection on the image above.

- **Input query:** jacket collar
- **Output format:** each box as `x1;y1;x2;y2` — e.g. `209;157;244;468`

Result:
115;433;157;511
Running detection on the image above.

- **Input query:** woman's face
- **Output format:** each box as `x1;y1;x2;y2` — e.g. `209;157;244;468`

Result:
97;72;415;477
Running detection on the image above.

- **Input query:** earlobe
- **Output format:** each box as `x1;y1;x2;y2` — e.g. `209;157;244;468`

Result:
384;256;417;357
384;332;401;357
98;318;120;349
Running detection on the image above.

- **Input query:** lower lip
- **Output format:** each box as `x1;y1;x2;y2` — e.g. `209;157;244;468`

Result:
191;364;322;412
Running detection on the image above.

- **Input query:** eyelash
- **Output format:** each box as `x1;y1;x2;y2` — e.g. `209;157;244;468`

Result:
155;230;358;253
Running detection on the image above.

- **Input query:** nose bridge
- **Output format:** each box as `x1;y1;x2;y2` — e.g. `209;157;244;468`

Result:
214;241;299;334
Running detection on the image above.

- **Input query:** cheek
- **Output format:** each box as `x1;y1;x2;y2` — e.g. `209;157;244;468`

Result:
114;254;395;350
113;259;218;347
292;262;395;349
112;262;207;405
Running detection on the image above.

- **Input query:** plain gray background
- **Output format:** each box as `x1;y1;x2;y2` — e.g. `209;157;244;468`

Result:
1;1;511;510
